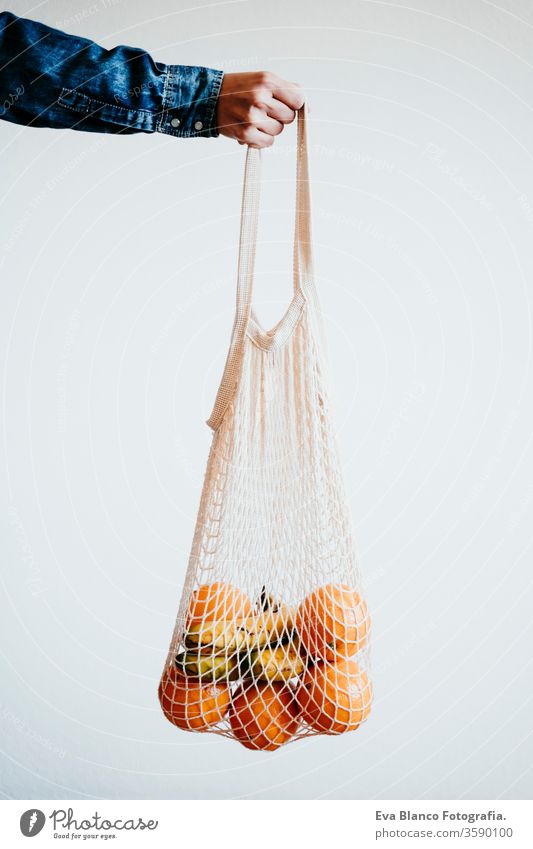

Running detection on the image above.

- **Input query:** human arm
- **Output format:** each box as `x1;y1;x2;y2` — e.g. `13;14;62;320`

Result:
0;11;304;147
0;10;223;137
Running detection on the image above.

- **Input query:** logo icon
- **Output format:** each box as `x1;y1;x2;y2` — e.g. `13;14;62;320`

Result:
20;809;46;837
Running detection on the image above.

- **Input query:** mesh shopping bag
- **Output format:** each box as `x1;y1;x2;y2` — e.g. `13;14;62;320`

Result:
159;104;372;751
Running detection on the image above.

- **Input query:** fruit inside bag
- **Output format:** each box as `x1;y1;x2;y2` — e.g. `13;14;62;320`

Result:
159;104;372;751
159;583;372;751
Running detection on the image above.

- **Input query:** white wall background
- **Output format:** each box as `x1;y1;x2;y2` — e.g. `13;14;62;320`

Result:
1;0;532;800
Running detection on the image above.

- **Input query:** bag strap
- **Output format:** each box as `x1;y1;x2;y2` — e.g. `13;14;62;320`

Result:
206;102;314;431
293;101;314;296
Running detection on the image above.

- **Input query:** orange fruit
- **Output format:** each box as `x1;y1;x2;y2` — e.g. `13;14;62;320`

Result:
158;665;230;731
296;583;370;661
186;582;252;627
297;658;372;734
230;682;300;751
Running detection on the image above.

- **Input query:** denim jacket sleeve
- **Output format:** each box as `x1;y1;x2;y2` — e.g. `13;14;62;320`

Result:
0;11;224;138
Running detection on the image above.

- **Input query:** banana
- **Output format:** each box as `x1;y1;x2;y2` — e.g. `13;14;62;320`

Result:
182;591;296;658
243;605;295;647
184;618;250;653
245;645;305;682
250;587;296;645
175;650;240;682
184;607;294;653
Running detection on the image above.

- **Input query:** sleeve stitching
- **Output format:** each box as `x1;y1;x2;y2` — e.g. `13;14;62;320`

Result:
157;66;172;131
202;69;224;136
59;88;155;116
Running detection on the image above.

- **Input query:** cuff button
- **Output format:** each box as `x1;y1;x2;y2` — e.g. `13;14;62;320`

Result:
171;118;180;128
194;121;203;131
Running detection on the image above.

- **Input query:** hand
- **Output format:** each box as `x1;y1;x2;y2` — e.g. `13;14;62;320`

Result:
215;71;304;148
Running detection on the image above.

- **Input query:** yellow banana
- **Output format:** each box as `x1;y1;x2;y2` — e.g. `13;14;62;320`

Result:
184;618;249;653
183;589;297;660
246;646;305;682
242;606;292;647
175;650;240;682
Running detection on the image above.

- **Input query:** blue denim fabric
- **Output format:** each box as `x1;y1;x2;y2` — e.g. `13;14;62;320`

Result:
0;11;224;137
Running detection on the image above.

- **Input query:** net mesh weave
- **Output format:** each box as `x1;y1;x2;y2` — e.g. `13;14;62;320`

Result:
159;105;372;751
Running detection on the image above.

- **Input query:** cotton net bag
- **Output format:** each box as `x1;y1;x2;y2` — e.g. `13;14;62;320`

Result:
159;104;372;751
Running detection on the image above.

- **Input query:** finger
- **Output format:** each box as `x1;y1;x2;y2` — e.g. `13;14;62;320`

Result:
264;98;296;124
291;86;311;114
271;81;305;111
247;129;275;149
255;116;284;137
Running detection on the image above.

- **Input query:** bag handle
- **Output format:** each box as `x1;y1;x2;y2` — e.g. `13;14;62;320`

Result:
206;102;314;431
293;101;314;296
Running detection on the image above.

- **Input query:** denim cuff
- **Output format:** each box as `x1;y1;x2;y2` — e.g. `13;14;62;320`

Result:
158;65;224;138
